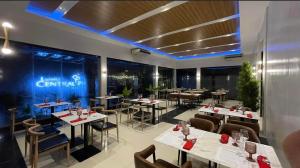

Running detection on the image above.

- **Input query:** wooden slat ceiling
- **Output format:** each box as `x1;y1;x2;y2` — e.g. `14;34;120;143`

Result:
29;1;63;12
64;1;169;30
172;44;240;57
28;1;240;58
113;1;237;41
142;19;238;49
161;36;239;53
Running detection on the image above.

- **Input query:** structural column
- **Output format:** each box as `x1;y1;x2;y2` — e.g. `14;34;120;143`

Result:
196;67;201;89
173;69;177;88
100;56;107;107
154;65;159;88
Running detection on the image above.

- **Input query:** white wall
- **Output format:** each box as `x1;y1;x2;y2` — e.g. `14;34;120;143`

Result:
264;1;300;167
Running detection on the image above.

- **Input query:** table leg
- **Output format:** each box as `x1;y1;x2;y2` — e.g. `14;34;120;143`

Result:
177;96;180;106
71;126;75;147
181;150;187;165
83;123;89;148
152;104;156;124
50;106;55;125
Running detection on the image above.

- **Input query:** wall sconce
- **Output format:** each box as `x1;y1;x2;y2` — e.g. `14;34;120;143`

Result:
1;22;14;55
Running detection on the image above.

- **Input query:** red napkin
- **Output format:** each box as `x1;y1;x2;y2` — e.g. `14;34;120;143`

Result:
229;108;234;112
214;109;219;113
220;134;229;144
257;155;271;168
39;103;50;107
83;111;97;115
183;139;196;150
58;113;72;118
70;118;87;123
173;125;180;131
247;113;253;118
204;105;209;108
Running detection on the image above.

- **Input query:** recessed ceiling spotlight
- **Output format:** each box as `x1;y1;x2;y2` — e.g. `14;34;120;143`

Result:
2;22;13;29
162;8;170;12
157;35;163;38
197;40;202;42
185;50;191;52
184;28;191;31
131;20;138;24
156;47;161;50
204;47;210;49
136;40;143;43
219;18;227;22
229;43;235;45
1;47;13;55
174;44;179;46
226;34;232;37
110;30;115;33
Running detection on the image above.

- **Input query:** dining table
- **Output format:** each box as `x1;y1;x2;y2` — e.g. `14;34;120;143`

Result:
198;106;260;121
34;101;71;125
169;92;202;106
155;126;282;168
130;98;162;124
96;95;121;109
52;109;107;162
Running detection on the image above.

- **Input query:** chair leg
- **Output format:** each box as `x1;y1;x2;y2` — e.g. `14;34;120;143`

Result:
116;127;119;142
67;143;70;166
177;150;180;165
25;140;27;157
101;131;103;149
81;125;83;137
91;128;94;144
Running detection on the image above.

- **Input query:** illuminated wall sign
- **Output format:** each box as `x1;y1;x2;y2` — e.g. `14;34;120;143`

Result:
35;74;83;88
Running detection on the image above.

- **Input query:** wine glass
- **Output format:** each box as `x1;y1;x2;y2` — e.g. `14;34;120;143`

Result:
68;105;72;115
181;126;190;141
240;129;249;142
245;142;257;162
87;106;91;116
232;131;240;147
77;108;82;119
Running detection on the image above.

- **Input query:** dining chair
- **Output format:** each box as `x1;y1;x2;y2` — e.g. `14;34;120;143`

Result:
8;107;17;136
119;99;136;126
218;123;260;143
134;144;192;168
227;119;260;136
155;99;168;122
22;118;60;157
91;109;119;148
167;94;178;106
131;105;152;131
190;118;215;132
194;114;221;132
28;125;70;168
282;129;300;168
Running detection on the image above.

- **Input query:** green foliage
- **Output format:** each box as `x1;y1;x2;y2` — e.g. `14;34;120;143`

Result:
146;84;161;94
237;62;260;111
122;86;132;98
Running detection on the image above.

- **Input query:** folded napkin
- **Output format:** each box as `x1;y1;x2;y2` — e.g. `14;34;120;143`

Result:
70;118;87;123
213;109;219;113
204;105;209;108
173;125;180;131
229;108;234;112
183;139;197;150
58;113;72;118
247;113;253;118
220;134;229;144
257;155;271;168
83;111;97;115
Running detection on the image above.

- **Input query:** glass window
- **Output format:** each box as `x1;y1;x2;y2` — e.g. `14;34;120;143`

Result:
158;66;174;89
176;68;196;89
0;41;100;127
107;58;154;98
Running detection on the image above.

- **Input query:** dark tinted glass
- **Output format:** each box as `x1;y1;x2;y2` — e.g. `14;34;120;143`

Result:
158;66;174;89
176;68;196;89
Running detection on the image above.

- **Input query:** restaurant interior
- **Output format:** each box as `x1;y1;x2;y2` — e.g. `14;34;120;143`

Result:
0;1;299;168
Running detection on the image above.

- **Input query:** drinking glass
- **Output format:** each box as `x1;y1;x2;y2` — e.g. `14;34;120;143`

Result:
68;105;72;114
245;142;257;162
87;106;91;116
77;108;82;119
240;129;249;141
181;126;190;141
232;131;240;147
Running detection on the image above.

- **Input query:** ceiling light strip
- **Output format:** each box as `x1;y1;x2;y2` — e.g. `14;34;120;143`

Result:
53;1;78;16
136;14;239;43
105;1;187;33
169;43;239;54
180;49;240;57
157;33;237;49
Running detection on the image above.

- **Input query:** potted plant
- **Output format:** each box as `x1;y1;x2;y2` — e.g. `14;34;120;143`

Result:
122;86;132;99
237;62;260;111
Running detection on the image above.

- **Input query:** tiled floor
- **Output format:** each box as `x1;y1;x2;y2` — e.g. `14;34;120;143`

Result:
15;99;257;168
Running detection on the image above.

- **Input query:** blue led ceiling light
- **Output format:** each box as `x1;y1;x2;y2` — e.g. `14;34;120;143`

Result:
26;4;241;60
